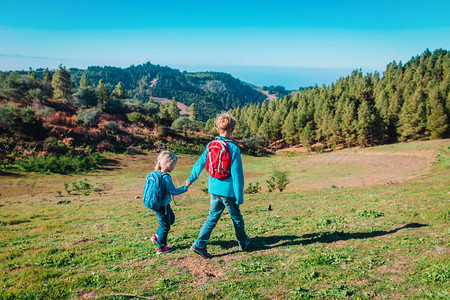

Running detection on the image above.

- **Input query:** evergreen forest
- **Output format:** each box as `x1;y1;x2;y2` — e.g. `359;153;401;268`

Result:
229;49;450;149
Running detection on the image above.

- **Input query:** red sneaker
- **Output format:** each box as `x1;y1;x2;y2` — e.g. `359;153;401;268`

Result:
150;234;158;244
157;245;174;254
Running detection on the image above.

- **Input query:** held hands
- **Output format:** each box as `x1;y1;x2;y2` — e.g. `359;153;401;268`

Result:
186;180;192;188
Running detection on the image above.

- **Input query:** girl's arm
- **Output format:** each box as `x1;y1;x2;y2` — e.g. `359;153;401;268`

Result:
163;175;188;195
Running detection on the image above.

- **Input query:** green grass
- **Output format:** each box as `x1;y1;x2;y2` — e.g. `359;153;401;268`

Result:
0;140;449;299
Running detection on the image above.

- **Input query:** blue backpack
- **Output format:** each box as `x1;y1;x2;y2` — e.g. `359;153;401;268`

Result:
143;171;168;210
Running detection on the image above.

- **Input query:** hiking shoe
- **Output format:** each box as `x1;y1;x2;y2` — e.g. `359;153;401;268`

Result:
150;234;158;244
190;244;212;259
239;238;250;252
157;245;174;254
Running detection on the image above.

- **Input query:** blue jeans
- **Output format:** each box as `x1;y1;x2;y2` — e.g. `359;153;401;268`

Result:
152;204;175;249
195;194;249;249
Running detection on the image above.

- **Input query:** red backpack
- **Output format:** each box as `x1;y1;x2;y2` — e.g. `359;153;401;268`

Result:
206;138;232;180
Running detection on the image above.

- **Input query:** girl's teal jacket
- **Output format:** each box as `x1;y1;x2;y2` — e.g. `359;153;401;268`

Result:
188;136;244;205
157;171;188;206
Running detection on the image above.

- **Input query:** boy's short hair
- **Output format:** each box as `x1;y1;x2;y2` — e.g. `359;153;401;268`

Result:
216;112;236;133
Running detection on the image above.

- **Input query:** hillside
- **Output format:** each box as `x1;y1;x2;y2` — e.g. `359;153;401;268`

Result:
5;63;270;121
66;64;268;121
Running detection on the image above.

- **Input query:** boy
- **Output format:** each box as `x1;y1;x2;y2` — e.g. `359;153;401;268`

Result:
186;112;250;258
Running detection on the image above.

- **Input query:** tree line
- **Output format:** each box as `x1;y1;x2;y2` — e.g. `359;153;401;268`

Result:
226;49;449;149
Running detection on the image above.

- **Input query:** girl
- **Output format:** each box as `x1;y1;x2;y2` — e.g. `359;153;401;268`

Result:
149;151;188;254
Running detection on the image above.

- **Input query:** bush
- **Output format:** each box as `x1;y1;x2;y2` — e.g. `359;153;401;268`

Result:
14;152;104;174
21;106;37;125
37;105;55;117
171;117;196;135
75;108;101;127
27;88;46;101
73;87;98;107
314;145;326;153
0;104;16;131
0;72;28;99
126;112;143;123
105;121;120;134
244;182;261;194
104;99;124;114
122;99;158;115
43;137;68;154
266;166;289;192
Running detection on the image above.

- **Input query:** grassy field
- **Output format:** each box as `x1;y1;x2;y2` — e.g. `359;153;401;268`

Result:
0;139;449;299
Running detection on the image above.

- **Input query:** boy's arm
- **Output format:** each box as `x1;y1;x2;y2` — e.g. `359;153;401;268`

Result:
187;148;208;184
163;175;188;195
231;145;244;205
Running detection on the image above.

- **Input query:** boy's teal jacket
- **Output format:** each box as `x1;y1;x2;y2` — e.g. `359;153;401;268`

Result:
188;136;244;205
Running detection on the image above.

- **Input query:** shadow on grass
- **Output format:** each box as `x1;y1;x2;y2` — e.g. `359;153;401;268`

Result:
0;170;24;177
209;223;427;256
97;158;121;171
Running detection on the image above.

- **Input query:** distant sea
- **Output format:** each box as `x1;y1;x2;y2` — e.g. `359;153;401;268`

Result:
174;64;380;90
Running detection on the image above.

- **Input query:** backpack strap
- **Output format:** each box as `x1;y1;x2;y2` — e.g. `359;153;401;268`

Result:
159;172;171;204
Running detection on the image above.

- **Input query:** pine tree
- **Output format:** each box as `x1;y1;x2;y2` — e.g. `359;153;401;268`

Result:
42;69;52;82
300;121;315;151
111;82;127;100
168;98;180;122
257;115;271;142
51;66;72;101
73;71;97;107
399;88;427;140
96;79;110;104
79;71;91;89
356;100;376;146
426;86;448;139
341;99;357;147
282;111;296;145
27;69;37;80
189;103;198;121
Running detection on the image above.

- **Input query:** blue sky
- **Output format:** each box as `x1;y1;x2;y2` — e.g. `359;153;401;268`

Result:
1;0;449;89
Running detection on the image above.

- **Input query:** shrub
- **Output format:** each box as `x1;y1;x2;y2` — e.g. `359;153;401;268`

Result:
0;72;28;99
358;210;385;218
21;106;38;125
75;108;101;127
105;121;120;134
244;182;261;194
27;88;46;101
122;99;158;115
104;99;124;114
126;112;143;123
0;104;16;131
15;152;104;174
73;87;98;107
37;105;55;117
242;136;268;156
266;166;289;192
171;117;196;135
43;137;68;154
166;140;204;155
314;145;326;153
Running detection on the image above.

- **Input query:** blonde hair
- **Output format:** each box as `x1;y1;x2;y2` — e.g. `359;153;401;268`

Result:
155;150;178;171
215;112;236;133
